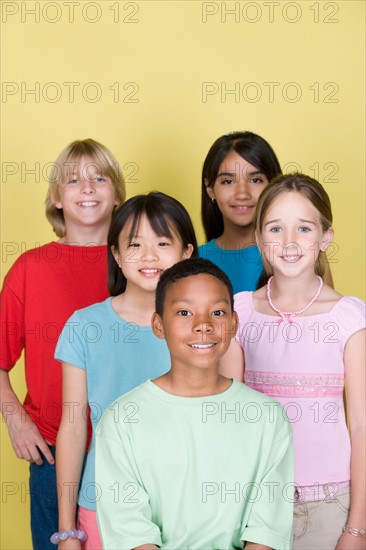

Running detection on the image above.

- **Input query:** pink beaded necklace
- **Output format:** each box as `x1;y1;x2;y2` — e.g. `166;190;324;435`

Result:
266;275;323;323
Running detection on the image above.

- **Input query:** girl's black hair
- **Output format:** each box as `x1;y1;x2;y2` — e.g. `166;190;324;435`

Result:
108;192;198;296
201;131;282;242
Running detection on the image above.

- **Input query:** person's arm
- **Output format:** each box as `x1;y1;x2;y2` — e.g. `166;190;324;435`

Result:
0;260;54;465
219;337;244;382
0;369;54;465
56;363;88;550
336;328;365;550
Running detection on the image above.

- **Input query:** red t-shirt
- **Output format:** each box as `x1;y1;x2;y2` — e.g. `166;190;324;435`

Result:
0;242;109;444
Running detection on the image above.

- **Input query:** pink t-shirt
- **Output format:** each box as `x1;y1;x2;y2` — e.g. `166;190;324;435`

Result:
234;292;365;488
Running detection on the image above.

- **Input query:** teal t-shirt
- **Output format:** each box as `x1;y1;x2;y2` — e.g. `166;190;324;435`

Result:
55;298;170;509
96;379;294;550
198;240;264;293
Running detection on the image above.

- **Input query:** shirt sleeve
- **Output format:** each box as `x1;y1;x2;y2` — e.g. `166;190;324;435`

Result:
240;415;294;550
337;297;366;348
95;409;162;550
0;257;26;370
54;311;86;369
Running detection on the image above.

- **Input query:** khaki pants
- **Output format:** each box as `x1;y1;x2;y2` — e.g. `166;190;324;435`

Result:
293;487;350;549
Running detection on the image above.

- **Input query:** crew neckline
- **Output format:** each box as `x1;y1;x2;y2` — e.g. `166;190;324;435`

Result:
143;378;241;406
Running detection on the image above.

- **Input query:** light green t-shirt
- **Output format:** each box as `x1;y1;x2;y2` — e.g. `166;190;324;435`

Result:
96;379;294;550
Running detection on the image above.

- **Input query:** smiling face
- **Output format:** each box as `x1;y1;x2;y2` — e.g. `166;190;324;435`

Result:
54;156;118;235
258;191;333;278
152;274;238;371
113;214;193;294
206;150;268;231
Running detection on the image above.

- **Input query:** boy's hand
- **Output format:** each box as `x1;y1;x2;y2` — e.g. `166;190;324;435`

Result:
0;369;54;465
6;408;55;465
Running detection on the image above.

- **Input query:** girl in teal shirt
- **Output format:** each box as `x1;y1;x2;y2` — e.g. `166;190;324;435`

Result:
199;131;282;293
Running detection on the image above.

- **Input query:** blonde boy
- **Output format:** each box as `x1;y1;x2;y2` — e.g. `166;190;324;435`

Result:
0;139;125;550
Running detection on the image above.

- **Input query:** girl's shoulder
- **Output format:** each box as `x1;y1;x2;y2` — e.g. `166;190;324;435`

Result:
71;297;113;321
233;291;254;316
329;295;365;319
329;296;365;346
198;239;217;255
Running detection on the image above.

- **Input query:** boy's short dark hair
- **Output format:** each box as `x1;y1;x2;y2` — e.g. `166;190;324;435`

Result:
155;258;234;316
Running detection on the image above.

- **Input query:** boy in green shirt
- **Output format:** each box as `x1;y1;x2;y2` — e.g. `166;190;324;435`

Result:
96;258;294;549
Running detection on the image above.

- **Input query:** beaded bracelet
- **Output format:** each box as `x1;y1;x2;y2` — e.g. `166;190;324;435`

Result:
342;525;366;538
50;529;87;544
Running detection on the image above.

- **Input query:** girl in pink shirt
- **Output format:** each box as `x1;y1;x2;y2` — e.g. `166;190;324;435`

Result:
221;173;365;549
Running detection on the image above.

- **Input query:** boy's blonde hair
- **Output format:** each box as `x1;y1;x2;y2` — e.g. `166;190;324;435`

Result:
45;139;126;237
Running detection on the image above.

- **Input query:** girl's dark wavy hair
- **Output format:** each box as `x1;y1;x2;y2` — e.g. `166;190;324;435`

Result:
108;192;198;296
201;131;282;242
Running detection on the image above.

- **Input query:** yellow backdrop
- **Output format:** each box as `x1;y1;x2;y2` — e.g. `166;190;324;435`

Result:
1;1;365;548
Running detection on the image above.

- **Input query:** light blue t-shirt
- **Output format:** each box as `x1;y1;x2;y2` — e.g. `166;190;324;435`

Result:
198;240;264;294
55;297;170;510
